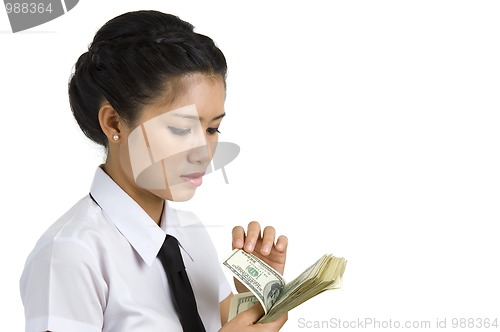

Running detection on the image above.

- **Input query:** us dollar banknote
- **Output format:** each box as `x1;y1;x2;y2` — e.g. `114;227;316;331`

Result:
223;249;347;323
222;249;284;313
227;292;259;321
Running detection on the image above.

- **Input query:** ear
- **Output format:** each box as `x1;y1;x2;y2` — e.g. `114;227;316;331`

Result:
98;101;124;143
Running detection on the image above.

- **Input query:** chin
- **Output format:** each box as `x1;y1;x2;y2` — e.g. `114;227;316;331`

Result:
170;191;196;202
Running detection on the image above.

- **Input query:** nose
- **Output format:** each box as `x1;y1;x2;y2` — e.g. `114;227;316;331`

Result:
187;132;217;165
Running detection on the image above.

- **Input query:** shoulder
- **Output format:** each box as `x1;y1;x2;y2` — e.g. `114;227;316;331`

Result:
20;196;108;331
23;195;114;269
20;195;110;310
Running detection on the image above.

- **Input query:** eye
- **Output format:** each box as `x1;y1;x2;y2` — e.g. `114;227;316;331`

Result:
168;126;191;136
207;127;221;135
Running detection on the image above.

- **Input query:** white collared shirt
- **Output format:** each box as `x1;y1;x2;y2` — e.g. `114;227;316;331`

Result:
20;167;232;332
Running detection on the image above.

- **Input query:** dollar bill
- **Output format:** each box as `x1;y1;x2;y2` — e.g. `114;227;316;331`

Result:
227;292;259;321
222;249;284;313
224;249;347;323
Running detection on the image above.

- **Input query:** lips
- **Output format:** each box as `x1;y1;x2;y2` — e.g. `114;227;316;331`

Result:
180;172;205;187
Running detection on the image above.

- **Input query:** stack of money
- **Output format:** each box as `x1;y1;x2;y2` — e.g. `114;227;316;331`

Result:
223;249;347;323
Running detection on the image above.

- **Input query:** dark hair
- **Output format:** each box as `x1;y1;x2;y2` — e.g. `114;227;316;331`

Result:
69;10;227;147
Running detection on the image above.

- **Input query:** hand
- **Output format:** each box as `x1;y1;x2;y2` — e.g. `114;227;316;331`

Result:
219;304;287;332
232;221;288;275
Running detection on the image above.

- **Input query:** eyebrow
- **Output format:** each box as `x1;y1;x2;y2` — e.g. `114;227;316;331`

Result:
173;112;226;122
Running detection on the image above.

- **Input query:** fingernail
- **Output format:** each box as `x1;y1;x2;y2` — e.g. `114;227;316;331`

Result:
261;244;270;254
245;242;254;251
234;239;243;248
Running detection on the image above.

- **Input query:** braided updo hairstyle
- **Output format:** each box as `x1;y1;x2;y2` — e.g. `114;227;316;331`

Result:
69;10;227;148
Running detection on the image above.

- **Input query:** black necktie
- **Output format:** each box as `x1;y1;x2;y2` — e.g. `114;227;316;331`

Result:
157;235;206;332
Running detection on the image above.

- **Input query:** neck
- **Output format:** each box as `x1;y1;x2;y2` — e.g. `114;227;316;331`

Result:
102;161;165;225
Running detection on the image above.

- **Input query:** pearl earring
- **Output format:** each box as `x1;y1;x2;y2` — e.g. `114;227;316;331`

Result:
113;134;119;141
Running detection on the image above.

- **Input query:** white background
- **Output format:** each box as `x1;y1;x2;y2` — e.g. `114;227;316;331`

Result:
1;1;499;331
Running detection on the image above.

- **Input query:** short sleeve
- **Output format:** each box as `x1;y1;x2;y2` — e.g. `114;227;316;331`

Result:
20;239;107;332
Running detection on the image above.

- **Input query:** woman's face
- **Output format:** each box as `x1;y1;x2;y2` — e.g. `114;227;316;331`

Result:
118;73;226;202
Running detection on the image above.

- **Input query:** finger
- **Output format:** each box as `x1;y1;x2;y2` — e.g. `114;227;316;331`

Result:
232;226;245;249
275;235;288;253
260;226;276;255
244;221;261;252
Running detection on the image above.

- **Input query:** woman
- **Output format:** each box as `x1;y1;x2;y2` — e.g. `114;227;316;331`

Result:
20;10;288;332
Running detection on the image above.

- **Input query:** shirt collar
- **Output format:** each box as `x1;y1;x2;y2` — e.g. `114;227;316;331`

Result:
160;206;197;262
90;167;166;267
